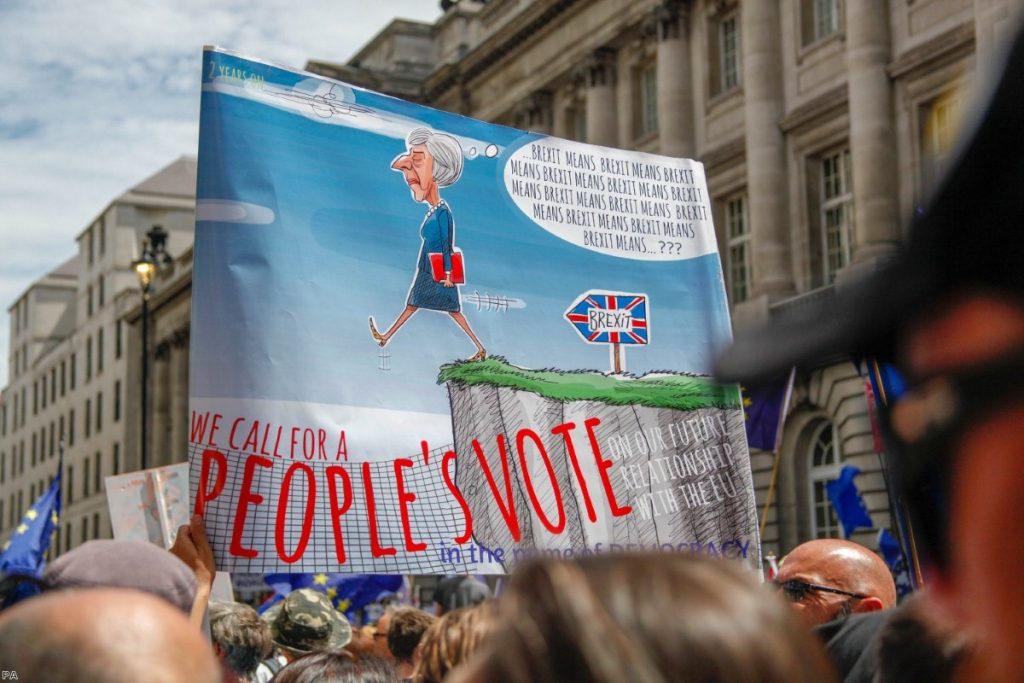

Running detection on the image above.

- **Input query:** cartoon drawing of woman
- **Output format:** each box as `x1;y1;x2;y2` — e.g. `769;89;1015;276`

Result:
368;127;487;361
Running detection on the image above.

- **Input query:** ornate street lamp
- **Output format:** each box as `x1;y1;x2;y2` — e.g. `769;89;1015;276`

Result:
132;225;172;471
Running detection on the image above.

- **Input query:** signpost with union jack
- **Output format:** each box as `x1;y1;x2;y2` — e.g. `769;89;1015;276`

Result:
564;290;650;374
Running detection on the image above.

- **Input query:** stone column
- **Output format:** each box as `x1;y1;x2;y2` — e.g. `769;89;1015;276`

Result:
846;1;900;261
168;329;189;464
585;48;618;147
517;90;554;134
741;2;794;302
656;0;694;158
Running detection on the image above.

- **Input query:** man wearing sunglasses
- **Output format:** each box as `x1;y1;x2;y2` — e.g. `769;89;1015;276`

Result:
716;19;1024;683
772;539;895;627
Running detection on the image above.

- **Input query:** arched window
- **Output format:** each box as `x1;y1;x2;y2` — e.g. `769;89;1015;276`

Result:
808;420;842;538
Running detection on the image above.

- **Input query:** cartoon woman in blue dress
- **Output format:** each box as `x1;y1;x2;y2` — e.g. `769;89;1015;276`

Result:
368;127;487;361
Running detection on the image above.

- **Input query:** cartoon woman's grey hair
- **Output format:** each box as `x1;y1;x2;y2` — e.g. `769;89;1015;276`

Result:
407;127;464;187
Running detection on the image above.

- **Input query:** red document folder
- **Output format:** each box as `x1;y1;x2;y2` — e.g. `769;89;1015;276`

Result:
429;251;465;284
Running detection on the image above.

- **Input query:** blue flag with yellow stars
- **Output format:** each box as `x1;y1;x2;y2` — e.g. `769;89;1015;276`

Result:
261;573;403;620
742;369;795;451
0;469;61;577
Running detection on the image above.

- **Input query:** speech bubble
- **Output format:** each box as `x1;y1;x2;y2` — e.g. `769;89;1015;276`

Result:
503;137;719;261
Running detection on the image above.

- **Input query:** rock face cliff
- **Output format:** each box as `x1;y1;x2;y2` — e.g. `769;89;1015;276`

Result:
441;358;760;572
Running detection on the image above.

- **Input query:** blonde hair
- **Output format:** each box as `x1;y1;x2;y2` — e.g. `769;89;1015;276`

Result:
413;602;496;683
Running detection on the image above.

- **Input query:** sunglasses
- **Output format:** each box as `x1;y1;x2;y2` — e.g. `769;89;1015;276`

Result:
772;579;867;603
881;352;1024;570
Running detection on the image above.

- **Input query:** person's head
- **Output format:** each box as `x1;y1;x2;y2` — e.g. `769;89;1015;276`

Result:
875;593;976;683
774;539;897;626
714;19;1024;683
0;587;220;683
391;127;464;204
270;588;352;659
209;600;274;682
42;539;196;614
414;602;497;683
272;651;398;683
451;553;834;683
387;607;434;666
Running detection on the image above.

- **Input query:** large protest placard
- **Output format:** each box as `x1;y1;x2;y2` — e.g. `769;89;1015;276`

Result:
191;48;759;574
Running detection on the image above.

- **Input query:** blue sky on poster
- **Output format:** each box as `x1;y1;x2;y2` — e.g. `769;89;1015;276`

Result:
190;51;732;418
0;0;441;387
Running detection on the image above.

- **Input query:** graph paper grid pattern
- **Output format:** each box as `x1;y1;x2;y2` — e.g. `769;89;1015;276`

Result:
189;442;480;574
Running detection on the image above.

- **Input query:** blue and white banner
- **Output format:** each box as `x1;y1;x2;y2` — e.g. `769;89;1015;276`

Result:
189;48;758;574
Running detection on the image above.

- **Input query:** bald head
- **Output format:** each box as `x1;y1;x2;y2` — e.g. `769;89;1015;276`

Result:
0;588;221;683
777;539;897;626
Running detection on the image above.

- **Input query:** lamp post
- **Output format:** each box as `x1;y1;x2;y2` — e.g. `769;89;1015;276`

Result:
132;225;172;471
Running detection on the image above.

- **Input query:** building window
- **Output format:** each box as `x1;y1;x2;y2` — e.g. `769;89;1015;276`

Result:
67;465;74;505
49;421;54;458
61;360;66;396
95;451;102;493
81;519;87;544
710;11;741;96
821;148;854;284
33;381;38;415
920;92;963;194
802;0;840;45
97;328;104;375
86;336;93;382
93;512;100;539
98;275;105;308
113;443;120;475
725;194;751;304
70;353;76;391
50;367;56;403
59;415;65;448
87;284;94;317
87;228;94;266
85;399;91;439
99;218;106;256
69;409;75;446
84;456;90;498
96;392;103;433
635;62;658;139
115;321;123;359
114;381;121;422
31;432;37;467
0;451;4;485
808;420;842;539
64;522;70;552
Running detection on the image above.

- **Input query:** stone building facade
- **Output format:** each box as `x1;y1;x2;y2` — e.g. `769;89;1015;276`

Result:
0;157;196;556
5;1;1020;563
308;0;1023;557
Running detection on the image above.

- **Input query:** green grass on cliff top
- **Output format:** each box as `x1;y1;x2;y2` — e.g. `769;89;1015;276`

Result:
438;356;741;411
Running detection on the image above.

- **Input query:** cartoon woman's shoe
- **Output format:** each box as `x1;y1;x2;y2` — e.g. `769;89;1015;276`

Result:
468;349;487;362
368;317;387;347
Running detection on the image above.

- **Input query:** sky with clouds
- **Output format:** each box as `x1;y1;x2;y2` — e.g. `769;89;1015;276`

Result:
0;0;441;387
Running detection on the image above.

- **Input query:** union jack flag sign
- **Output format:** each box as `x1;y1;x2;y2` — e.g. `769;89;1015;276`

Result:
564;291;650;345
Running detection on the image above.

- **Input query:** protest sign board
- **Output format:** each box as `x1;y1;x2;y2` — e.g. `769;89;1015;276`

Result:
191;48;759;574
105;463;190;549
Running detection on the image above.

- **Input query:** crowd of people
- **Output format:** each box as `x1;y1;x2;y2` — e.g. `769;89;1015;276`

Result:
0;521;987;682
2;10;1021;683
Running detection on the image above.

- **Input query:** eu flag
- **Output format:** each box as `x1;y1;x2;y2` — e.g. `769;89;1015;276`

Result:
0;469;61;576
742;369;795;451
826;465;875;538
262;573;403;620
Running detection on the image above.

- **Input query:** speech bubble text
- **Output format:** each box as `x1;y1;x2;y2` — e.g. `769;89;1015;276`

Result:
504;137;718;261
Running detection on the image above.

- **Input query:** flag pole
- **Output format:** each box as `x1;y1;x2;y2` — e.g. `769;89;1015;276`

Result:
869;359;925;589
758;368;797;539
